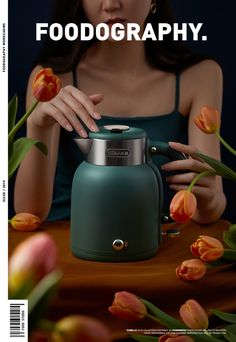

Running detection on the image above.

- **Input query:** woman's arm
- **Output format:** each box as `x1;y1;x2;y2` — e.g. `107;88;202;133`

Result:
14;66;61;220
14;65;104;220
164;59;226;224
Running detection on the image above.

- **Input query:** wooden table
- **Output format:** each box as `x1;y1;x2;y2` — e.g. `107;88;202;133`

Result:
9;220;236;340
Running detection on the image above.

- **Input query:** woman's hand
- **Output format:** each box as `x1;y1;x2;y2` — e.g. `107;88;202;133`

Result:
162;141;218;212
28;85;104;137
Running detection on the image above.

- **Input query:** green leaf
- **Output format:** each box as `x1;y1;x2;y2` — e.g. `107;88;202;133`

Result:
225;324;236;342
210;310;236;323
131;335;158;342
223;230;236;250
8;137;48;180
142;299;187;329
28;269;62;333
206;259;234;268
229;225;236;233
194;152;236;183
222;249;236;261
8;95;18;134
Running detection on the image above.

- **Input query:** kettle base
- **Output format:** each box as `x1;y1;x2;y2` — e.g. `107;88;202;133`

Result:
71;245;158;262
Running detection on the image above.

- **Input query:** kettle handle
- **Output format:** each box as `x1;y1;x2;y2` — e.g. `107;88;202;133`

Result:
148;140;186;161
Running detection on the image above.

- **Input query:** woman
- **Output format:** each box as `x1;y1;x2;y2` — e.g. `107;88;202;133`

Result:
14;0;226;223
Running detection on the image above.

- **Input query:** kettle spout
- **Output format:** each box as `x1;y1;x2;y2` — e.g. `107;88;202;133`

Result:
74;138;92;155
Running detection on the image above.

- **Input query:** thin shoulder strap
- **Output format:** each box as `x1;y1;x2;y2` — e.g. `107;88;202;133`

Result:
174;72;181;112
72;69;78;87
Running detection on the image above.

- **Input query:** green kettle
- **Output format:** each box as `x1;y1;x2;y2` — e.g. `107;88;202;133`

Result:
70;125;185;262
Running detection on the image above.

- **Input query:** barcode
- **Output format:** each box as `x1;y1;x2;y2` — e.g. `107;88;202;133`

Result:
9;300;28;341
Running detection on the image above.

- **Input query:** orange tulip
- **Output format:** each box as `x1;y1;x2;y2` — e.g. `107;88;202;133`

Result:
170;190;197;223
190;235;224;262
51;315;112;342
194;106;221;134
33;68;61;102
9;212;41;231
9;233;58;296
179;299;209;329
159;334;194;342
176;259;206;281
108;291;147;322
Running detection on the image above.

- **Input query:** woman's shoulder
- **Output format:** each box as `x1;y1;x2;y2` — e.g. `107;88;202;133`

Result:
182;59;223;82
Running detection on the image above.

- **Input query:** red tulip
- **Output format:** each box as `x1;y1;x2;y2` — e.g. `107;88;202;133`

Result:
179;299;209;329
176;259;206;281
9;233;58;296
194;106;221;134
159;334;194;342
108;291;147;322
190;235;224;262
32;68;61;102
51;315;112;342
9;212;41;231
170;190;197;223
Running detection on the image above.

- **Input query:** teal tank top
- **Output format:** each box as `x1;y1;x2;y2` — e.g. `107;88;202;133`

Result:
47;73;188;220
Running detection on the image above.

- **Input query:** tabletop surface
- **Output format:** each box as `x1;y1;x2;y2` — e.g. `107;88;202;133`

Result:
9;219;236;338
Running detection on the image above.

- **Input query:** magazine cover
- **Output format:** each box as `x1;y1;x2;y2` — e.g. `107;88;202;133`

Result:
4;0;236;341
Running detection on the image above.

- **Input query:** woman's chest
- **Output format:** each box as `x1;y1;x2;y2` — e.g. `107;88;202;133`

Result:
76;67;190;117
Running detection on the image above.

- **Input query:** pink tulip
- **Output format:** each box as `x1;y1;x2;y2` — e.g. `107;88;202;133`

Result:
108;291;147;321
51;315;112;342
179;299;209;329
9;233;58;296
9;212;42;231
170;190;197;223
194;106;221;134
159;334;194;342
190;235;224;262
176;259;206;281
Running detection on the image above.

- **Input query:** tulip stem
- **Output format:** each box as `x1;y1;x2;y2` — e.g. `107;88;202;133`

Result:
146;313;163;325
8;100;39;141
188;170;215;193
215;131;236;156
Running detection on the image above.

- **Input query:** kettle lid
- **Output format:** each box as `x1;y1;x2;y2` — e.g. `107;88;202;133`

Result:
89;125;146;140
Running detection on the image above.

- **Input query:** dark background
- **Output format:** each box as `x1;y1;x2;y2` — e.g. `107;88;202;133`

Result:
9;0;236;222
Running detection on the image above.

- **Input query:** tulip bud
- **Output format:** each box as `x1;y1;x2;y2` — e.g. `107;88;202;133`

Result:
9;212;41;231
179;299;209;329
176;259;206;281
9;233;58;297
159;334;194;342
190;235;224;262
33;68;61;102
51;315;112;342
194;106;221;134
170;190;197;223
108;291;147;322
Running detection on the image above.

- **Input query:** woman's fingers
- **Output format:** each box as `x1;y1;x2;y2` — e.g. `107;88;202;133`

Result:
161;157;213;173
69;86;102;119
166;172;214;187
44;102;87;136
169;183;215;201
89;93;104;105
169;141;198;155
48;86;105;136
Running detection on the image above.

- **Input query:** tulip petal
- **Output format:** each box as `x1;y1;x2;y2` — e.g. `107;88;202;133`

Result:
190;235;224;262
108;291;147;322
32;68;61;102
176;259;206;281
179;299;209;329
170;190;197;223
